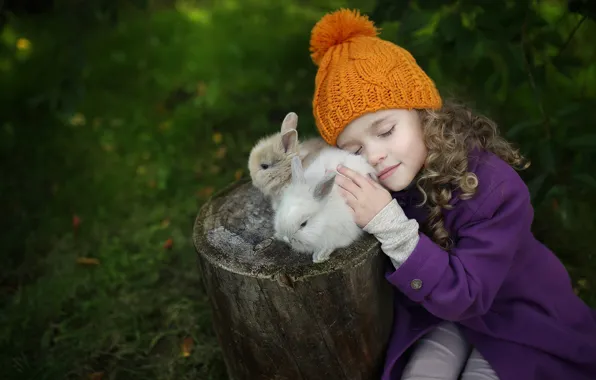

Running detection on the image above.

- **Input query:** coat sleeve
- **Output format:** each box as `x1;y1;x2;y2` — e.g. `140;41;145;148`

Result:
386;178;533;321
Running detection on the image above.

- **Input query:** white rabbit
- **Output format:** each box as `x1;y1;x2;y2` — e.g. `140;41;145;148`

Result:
301;145;378;185
273;148;378;263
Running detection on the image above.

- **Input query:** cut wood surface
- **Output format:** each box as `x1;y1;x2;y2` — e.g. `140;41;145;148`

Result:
193;179;395;380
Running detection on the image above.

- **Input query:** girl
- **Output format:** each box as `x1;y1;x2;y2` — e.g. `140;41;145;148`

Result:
307;8;596;380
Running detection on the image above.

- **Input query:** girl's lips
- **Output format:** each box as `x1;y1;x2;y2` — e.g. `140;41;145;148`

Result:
379;163;400;180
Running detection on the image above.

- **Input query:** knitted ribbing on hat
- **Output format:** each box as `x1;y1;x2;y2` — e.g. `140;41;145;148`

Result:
309;9;442;146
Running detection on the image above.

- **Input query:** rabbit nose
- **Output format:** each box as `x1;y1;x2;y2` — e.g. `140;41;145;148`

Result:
283;236;289;243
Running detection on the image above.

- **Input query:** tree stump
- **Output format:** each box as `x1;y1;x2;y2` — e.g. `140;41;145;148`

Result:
193;178;395;380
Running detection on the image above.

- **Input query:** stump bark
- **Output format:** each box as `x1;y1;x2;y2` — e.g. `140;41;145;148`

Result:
193;179;395;380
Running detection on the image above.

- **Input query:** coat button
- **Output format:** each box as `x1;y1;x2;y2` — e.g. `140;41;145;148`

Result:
410;279;423;290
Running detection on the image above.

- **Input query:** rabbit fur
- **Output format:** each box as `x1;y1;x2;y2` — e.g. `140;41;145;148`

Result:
274;148;378;263
247;112;327;210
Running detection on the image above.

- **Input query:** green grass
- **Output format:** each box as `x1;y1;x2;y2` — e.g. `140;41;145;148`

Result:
0;1;594;379
0;1;375;378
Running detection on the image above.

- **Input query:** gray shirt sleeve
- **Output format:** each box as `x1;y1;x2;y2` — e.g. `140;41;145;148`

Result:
362;199;420;268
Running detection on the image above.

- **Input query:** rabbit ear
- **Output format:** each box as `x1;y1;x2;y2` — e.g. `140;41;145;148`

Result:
313;171;336;201
291;155;305;184
281;129;298;153
281;112;298;134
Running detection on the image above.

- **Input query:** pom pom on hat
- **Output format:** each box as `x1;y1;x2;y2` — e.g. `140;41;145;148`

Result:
309;8;379;66
309;8;442;146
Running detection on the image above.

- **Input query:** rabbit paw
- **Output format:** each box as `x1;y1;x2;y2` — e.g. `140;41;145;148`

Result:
312;248;334;263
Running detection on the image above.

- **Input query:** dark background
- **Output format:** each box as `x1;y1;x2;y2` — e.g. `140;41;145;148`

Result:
1;0;594;379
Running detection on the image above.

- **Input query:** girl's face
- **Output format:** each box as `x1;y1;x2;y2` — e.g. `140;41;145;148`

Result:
336;108;427;192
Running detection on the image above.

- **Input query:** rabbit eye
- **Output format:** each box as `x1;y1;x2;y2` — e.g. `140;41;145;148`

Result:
261;163;269;169
300;221;307;228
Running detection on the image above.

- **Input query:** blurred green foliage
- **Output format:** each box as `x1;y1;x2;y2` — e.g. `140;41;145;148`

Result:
0;0;594;379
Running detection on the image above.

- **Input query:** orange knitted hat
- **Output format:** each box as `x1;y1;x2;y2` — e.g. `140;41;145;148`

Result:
310;9;442;146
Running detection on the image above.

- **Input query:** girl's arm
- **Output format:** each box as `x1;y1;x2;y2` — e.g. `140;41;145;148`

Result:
362;198;421;269
364;176;531;321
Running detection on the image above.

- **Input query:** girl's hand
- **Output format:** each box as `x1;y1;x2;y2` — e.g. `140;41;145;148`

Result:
335;165;393;227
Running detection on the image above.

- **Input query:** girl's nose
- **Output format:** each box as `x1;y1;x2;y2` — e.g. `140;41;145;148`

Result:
368;152;386;167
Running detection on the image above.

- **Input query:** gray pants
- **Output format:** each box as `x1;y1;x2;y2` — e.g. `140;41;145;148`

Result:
401;321;499;380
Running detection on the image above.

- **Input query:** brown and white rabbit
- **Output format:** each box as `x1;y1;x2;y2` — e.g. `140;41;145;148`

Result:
248;112;327;209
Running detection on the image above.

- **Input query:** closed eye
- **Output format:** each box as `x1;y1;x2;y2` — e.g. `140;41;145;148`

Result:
379;125;395;138
352;125;395;155
260;163;269;169
300;220;307;228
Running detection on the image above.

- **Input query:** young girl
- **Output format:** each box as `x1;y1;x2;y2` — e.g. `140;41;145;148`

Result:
307;9;596;380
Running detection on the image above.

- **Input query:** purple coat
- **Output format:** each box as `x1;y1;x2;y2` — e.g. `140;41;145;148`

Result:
383;149;596;380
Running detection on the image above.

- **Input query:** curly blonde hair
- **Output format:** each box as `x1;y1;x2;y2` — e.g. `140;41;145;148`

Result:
414;100;530;250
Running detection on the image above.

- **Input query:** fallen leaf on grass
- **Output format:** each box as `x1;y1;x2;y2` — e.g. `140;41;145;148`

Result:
181;336;194;357
155;103;166;114
215;146;227;159
72;214;81;231
234;169;243;180
197;81;207;97
212;132;223;144
210;165;220;174
161;218;170;228
197;187;214;198
164;238;173;250
89;372;104;380
77;257;100;265
101;143;114;152
552;198;559;211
